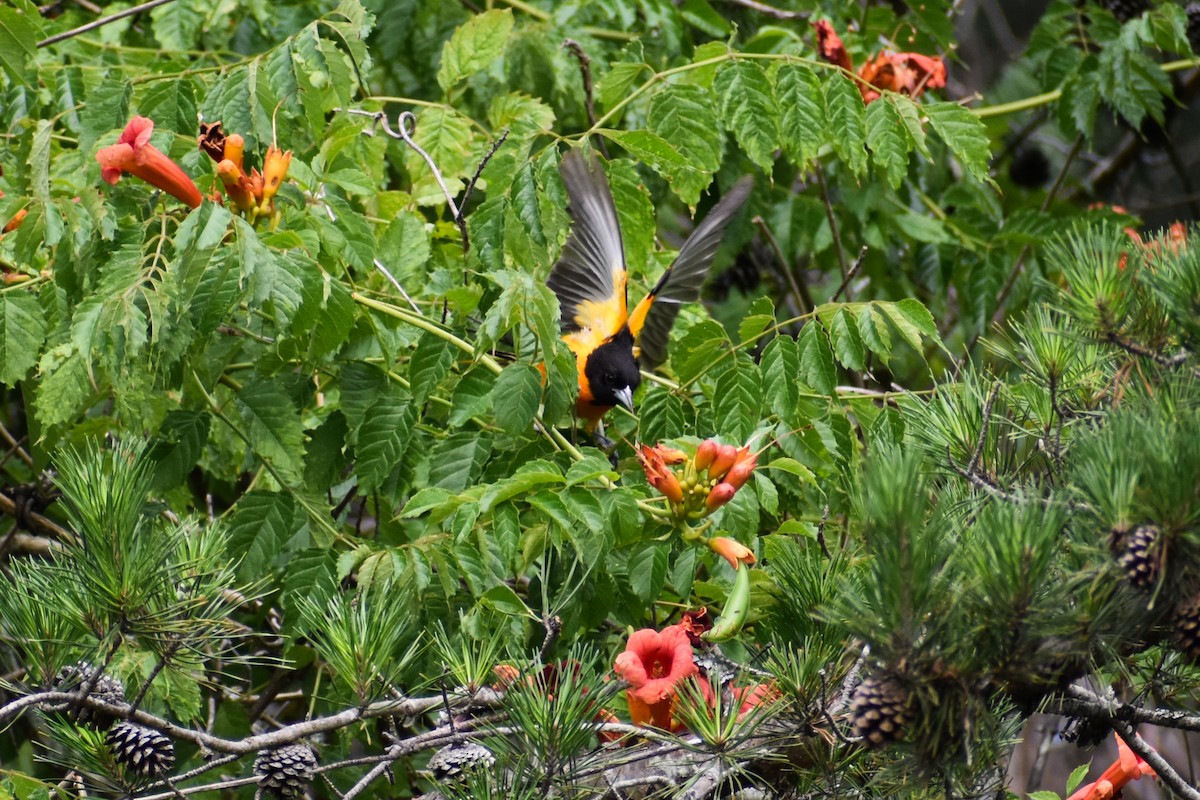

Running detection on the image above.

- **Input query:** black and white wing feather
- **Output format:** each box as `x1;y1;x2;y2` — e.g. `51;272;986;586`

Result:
547;149;627;335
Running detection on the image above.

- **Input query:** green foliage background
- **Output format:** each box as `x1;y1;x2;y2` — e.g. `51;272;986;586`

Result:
1;0;1199;797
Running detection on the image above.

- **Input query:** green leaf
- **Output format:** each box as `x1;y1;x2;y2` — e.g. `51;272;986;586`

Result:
492;362;541;436
1066;762;1092;794
829;307;865;371
149;410;211;490
0;5;38;87
925;102;994;185
449;367;495;427
797;322;835;395
481;584;530;617
235;379;306;484
488;91;556;142
355;392;417;492
628;542;669;604
865;95;911;188
597;61;648;112
713;60;779;171
0;292;46;385
776;64;825;168
408;333;455;406
596;129;699;189
760;335;799;420
438;9;514;92
878;299;939;355
639;385;687;446
712;356;762;442
378;210;432;283
138;78;198;136
226;492;303;581
824;72;868;177
79;80;132;152
766;457;816;486
647;83;723;206
28;120;51;206
857;303;892;363
889;95;931;160
429;432;493;493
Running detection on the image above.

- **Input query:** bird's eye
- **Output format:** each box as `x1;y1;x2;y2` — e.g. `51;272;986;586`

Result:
606;373;615;383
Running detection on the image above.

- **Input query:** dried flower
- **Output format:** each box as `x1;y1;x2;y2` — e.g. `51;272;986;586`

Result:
637;443;685;505
813;20;946;104
96;117;202;208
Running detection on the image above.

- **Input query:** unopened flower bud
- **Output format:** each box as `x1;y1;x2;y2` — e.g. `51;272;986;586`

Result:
223;133;245;172
708;445;739;481
724;447;758;490
705;482;736;512
217;159;257;212
694;439;719;471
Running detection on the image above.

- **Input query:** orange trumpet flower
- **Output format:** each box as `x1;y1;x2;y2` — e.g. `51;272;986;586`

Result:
96;117;202;208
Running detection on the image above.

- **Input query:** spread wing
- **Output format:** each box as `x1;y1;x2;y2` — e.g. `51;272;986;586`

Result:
630;176;753;368
547;148;627;339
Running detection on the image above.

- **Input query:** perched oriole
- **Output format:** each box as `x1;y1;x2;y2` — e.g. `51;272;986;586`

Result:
548;149;752;446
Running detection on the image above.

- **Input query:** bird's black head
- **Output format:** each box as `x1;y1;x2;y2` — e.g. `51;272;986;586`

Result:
584;328;641;411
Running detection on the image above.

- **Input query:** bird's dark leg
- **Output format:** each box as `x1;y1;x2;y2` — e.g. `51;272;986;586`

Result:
592;419;619;467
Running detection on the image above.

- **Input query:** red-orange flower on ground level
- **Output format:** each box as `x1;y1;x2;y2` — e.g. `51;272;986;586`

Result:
1066;733;1156;800
732;683;781;718
708;536;756;570
614;625;697;731
813;20;852;72
95;117;202;208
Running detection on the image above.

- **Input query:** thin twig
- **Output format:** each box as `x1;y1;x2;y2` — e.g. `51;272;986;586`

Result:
829;245;868;304
38;0;178;47
461;129;509;211
967;381;1001;476
563;40;609;159
814;164;849;286
753;216;813;315
1113;721;1200;800
719;0;808;19
372;260;421;313
815;504;830;559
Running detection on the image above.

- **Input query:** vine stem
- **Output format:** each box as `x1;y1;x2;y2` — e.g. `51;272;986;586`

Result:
38;0;179;48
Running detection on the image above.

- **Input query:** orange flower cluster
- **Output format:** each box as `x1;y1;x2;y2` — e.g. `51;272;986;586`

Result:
95;117;202;208
198;121;292;221
813;20;947;103
613;622;777;732
637;439;758;519
1066;733;1156;800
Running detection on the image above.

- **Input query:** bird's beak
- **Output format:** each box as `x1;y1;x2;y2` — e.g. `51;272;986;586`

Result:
614;386;635;413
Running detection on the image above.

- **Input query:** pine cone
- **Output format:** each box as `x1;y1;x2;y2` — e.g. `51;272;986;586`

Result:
425;742;495;783
105;722;176;778
1170;590;1200;661
1187;2;1200;55
254;743;318;798
48;661;127;729
1098;0;1151;23
1118;524;1164;589
849;673;912;747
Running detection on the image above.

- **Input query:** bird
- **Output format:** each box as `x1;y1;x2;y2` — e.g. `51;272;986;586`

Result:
547;148;753;450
